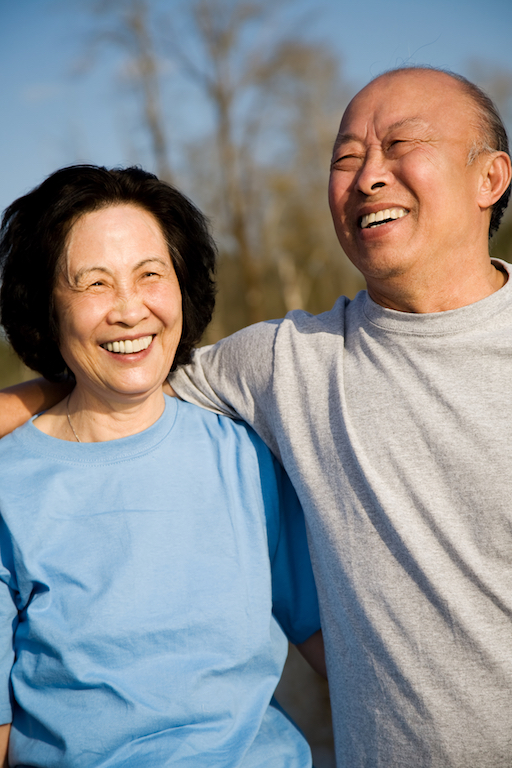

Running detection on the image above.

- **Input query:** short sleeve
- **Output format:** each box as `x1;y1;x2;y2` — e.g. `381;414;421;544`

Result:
170;321;282;459
264;456;321;646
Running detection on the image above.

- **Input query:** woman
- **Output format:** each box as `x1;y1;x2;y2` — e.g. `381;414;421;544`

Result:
0;166;323;767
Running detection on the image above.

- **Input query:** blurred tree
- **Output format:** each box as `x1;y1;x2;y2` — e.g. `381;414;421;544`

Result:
258;39;363;316
169;0;270;325
174;5;364;338
91;0;174;182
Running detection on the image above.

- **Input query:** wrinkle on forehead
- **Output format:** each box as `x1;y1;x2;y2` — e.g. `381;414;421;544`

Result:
332;70;480;159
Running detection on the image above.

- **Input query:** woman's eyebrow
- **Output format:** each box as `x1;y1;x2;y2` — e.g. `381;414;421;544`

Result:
134;257;170;269
72;266;112;283
73;258;169;282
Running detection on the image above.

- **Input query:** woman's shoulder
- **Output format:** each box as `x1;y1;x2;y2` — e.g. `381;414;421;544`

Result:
0;417;35;449
0;419;45;486
174;398;275;463
175;396;260;437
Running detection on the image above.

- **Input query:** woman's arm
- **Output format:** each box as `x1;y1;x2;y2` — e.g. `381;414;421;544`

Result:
0;379;71;438
0;723;10;766
296;629;327;679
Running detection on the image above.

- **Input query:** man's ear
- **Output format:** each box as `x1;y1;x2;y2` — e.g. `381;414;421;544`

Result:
477;151;512;211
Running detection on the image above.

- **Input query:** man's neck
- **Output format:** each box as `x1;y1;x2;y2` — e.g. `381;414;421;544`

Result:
366;259;507;314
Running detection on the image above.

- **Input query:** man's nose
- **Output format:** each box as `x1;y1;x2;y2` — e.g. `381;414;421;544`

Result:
355;148;391;195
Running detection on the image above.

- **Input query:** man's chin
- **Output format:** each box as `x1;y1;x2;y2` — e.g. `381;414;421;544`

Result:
347;250;412;283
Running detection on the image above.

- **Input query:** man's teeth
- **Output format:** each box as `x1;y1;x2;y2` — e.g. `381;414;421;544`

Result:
102;335;153;354
361;208;407;229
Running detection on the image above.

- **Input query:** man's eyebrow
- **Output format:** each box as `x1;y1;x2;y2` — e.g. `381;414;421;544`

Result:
386;116;428;133
333;117;428;154
332;132;360;152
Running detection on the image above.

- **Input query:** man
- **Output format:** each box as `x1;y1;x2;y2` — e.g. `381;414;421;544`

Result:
2;67;512;767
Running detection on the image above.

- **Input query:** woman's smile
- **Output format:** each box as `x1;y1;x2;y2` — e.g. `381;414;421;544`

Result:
101;335;154;354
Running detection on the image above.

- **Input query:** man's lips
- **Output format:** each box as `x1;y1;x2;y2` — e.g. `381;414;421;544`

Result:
360;207;408;229
100;335;153;354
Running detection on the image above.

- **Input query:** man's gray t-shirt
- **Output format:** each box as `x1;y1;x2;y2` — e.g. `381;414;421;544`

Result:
171;260;512;768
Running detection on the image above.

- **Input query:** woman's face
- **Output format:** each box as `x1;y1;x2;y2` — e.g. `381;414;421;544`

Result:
53;204;183;406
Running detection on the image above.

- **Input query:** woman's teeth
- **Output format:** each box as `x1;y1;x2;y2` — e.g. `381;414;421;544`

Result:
102;335;153;354
361;207;407;229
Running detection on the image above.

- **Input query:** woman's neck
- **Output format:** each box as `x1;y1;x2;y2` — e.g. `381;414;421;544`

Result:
34;385;167;443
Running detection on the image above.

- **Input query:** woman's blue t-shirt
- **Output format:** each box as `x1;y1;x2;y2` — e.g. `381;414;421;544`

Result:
0;397;320;767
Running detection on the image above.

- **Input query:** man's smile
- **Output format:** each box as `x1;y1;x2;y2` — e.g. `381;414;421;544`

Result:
360;207;408;229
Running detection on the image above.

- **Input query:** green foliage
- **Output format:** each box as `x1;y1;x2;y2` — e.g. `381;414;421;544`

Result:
491;210;512;264
0;339;35;389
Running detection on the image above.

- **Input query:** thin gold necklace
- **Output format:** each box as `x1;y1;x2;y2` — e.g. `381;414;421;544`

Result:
66;394;81;443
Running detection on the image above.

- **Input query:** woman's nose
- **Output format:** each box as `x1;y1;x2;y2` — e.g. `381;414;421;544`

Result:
106;290;150;327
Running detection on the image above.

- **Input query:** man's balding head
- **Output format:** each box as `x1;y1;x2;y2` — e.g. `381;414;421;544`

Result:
328;67;512;311
367;67;511;236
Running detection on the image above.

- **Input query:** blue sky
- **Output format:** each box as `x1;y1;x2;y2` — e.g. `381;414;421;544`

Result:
1;0;512;216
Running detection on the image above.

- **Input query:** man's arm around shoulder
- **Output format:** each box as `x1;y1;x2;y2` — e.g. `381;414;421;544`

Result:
0;379;71;438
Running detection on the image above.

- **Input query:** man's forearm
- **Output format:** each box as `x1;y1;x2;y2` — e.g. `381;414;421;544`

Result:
0;378;72;437
0;723;10;766
296;629;327;679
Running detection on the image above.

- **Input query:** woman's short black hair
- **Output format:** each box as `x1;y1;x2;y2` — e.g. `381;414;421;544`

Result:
0;165;216;381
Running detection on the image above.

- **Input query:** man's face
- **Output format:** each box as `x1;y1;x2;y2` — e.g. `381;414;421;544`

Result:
328;70;489;287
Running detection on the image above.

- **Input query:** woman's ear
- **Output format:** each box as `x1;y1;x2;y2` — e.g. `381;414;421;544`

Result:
477;151;512;210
